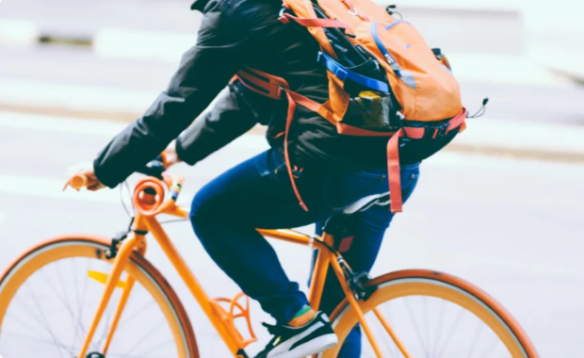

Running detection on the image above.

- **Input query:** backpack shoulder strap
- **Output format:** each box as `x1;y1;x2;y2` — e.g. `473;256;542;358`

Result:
281;0;338;58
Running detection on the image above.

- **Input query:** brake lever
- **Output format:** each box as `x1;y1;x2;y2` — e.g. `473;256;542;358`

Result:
136;156;165;180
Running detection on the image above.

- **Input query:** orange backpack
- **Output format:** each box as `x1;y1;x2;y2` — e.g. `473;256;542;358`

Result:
235;1;468;213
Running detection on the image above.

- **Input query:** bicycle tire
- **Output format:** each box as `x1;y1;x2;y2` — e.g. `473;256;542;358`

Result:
319;269;539;358
0;235;199;358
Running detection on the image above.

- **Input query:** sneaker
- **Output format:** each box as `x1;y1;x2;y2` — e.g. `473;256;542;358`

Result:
254;311;338;358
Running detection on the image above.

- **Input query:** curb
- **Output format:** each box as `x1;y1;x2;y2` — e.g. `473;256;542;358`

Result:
0;20;194;62
0;20;93;48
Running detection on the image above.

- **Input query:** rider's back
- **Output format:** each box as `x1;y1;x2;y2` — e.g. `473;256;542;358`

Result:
193;0;408;171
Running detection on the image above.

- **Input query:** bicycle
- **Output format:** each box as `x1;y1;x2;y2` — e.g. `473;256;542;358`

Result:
0;161;540;358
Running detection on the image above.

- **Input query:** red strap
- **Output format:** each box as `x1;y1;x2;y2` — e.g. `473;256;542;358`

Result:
446;109;467;133
237;69;288;100
279;13;351;29
387;129;404;213
283;90;309;211
286;90;322;113
337;122;395;137
287;90;336;124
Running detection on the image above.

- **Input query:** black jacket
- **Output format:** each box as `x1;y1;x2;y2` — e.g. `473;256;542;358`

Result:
93;0;438;188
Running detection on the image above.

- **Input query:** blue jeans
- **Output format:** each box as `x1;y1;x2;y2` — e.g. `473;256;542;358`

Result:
190;149;420;356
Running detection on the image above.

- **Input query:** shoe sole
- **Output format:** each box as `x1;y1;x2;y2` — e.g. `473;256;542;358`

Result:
273;334;339;358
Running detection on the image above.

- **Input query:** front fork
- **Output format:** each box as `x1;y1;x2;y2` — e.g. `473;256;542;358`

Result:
76;231;145;358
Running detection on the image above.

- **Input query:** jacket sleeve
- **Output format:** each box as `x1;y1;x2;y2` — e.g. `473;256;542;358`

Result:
93;0;253;188
175;83;261;165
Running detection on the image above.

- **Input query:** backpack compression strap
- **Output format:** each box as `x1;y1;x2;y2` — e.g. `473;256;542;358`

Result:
235;68;467;213
235;68;335;211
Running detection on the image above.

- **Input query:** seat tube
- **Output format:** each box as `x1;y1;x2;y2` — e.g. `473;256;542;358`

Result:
308;232;335;310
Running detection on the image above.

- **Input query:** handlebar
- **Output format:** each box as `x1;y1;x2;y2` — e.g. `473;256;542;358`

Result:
68;174;96;191
65;156;185;217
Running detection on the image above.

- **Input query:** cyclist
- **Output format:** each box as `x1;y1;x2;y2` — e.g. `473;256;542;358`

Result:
75;0;458;356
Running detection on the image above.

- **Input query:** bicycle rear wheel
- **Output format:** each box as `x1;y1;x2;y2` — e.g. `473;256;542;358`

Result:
0;236;198;358
321;270;539;358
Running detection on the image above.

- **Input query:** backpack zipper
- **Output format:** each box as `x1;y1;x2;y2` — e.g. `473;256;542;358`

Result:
370;21;405;78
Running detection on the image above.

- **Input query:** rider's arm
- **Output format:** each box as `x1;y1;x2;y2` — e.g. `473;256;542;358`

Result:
93;0;255;188
174;83;261;165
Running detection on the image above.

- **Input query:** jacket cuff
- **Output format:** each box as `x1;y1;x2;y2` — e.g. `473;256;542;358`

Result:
175;136;198;166
93;158;120;189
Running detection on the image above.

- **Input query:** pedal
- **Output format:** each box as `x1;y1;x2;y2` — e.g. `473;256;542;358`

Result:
88;271;127;290
210;292;257;349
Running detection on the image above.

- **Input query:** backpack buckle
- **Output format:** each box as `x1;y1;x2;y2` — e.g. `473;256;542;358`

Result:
277;85;285;98
431;123;449;139
278;6;291;24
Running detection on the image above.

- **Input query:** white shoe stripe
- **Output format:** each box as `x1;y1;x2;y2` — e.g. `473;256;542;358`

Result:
267;321;325;358
273;334;338;358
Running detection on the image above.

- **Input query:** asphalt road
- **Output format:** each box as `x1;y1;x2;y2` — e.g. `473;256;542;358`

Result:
0;111;583;357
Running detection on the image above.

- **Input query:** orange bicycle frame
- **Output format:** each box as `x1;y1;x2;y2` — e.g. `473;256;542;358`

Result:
74;174;399;358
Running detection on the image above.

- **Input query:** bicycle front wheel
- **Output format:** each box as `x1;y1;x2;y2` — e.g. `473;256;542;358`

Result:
321;270;539;358
0;236;198;358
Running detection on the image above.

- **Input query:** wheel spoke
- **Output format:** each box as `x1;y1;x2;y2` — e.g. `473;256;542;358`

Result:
71;257;83;347
4;310;53;341
436;307;464;358
2;331;77;351
405;297;429;358
120;316;166;357
41;264;90;351
114;298;157;330
466;319;484;358
25;283;70;357
423;297;429;358
130;337;177;357
479;335;500;358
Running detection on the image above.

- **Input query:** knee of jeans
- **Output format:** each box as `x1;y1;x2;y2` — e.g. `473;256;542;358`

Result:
189;190;217;234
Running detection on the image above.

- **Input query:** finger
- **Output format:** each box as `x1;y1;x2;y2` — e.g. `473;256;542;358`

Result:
62;179;70;192
88;182;105;192
87;183;100;191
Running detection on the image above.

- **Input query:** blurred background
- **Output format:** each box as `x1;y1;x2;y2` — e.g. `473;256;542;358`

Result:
1;0;583;357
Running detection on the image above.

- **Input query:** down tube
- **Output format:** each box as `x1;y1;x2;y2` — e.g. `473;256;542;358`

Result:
145;218;242;356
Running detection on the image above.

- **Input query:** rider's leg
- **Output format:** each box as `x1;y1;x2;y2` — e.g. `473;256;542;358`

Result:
190;148;392;325
311;163;420;357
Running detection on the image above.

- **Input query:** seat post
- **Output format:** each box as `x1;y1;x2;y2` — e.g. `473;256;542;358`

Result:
322;213;351;243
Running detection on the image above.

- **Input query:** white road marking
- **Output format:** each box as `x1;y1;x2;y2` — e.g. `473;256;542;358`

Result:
0;20;39;48
0;78;155;114
0;174;195;206
94;28;195;63
447;53;573;88
0;175;120;203
0;112;126;135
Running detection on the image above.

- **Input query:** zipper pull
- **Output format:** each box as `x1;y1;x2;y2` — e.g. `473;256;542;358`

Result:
468;97;489;118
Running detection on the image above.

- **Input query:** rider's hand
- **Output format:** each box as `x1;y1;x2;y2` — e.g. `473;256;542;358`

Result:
161;141;182;168
65;161;106;191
